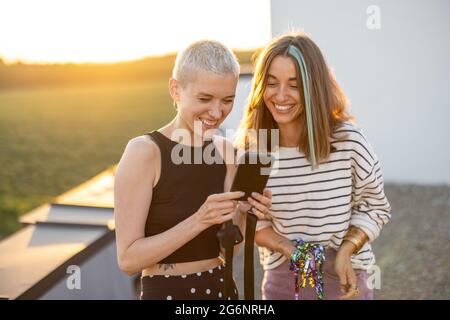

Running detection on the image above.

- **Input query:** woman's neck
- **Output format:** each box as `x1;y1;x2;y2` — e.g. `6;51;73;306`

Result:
159;115;204;147
278;121;303;148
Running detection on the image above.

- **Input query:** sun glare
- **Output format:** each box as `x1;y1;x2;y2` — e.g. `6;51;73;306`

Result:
0;0;271;64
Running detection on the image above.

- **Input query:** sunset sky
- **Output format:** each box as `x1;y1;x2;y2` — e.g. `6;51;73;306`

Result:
0;0;271;64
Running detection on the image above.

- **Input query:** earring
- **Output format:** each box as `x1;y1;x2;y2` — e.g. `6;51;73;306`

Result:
173;100;178;110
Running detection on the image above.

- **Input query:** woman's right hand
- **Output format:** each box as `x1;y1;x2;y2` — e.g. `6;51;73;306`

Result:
195;191;245;228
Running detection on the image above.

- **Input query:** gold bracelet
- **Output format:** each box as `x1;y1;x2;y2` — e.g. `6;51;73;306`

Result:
345;226;369;241
343;236;364;253
343;236;360;252
343;226;369;253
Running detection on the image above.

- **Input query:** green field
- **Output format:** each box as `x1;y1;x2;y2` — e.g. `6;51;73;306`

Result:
0;50;255;238
0;80;175;238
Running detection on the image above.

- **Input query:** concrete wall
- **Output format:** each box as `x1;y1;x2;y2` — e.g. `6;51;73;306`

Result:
221;74;253;136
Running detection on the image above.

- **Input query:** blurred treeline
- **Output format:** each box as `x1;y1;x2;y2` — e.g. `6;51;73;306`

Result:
0;51;254;89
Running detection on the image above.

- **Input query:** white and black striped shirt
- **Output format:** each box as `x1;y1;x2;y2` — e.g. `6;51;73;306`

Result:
256;122;391;271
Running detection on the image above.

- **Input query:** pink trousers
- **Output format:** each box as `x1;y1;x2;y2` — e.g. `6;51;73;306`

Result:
262;248;373;300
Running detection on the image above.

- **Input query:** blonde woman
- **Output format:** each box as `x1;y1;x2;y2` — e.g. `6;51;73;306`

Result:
114;40;272;300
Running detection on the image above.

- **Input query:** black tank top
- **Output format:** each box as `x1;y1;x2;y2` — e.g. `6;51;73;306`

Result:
144;130;226;263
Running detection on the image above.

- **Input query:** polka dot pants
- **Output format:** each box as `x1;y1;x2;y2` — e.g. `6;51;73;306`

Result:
140;264;239;300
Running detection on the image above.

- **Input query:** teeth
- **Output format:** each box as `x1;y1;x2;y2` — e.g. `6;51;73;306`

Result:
200;118;218;126
274;104;294;111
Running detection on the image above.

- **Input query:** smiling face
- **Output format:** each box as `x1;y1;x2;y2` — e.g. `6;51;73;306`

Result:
170;69;237;140
263;55;303;129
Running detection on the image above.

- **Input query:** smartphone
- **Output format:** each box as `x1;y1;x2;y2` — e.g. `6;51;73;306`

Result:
230;151;274;201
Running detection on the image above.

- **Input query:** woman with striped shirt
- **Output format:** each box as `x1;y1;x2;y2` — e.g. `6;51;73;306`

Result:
238;32;391;300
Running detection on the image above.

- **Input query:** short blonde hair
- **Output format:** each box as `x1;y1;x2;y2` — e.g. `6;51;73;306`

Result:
172;40;240;87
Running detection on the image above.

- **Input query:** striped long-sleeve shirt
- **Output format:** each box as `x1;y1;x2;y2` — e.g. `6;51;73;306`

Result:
256;122;391;271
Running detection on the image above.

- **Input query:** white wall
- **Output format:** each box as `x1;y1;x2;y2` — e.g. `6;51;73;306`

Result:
270;0;450;185
221;75;253;136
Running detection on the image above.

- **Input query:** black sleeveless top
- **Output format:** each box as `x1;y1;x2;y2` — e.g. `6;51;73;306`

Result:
144;130;226;263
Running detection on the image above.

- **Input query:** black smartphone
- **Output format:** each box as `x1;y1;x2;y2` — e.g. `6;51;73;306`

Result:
230;151;274;201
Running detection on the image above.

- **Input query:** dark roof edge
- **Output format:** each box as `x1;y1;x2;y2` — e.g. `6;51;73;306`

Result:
35;221;112;230
51;203;114;211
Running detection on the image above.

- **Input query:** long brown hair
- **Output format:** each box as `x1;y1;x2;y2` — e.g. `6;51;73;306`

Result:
236;32;353;164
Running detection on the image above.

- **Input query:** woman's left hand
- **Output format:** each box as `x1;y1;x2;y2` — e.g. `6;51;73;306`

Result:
334;241;360;300
239;188;272;220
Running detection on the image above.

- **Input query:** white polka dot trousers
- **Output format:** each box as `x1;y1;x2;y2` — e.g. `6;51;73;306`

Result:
140;264;238;300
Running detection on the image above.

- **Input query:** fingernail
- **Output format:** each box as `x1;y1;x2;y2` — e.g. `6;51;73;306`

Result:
240;192;245;196
251;192;257;197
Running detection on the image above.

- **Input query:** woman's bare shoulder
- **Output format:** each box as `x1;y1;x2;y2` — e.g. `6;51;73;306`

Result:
127;134;158;155
120;135;160;168
212;134;236;165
